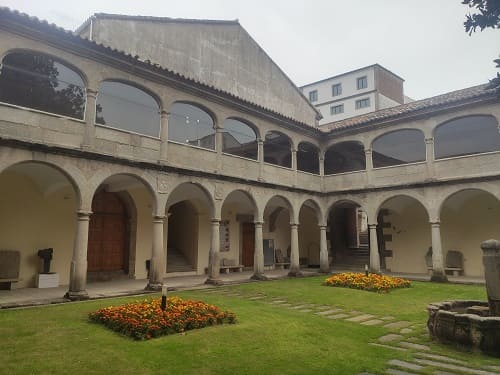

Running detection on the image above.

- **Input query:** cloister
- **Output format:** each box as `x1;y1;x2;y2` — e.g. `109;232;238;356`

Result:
0;8;499;299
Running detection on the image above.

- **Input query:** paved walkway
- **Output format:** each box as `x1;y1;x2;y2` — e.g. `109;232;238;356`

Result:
196;287;500;375
0;269;485;309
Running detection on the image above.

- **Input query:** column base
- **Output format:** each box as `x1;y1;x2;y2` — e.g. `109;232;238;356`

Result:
145;282;163;291
319;267;331;274
64;290;89;301
369;269;382;275
288;270;304;277
250;273;269;281
205;277;224;286
430;273;448;282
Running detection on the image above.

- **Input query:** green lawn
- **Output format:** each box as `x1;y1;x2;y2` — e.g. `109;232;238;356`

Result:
0;277;497;374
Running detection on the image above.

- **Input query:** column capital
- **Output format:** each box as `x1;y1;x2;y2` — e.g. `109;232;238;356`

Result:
257;139;264;145
160;110;170;117
368;223;378;229
319;225;328;230
365;148;373;155
291;148;297;154
430;221;441;227
76;210;92;219
153;215;166;222
254;221;264;226
425;137;434;144
211;218;221;224
290;223;299;229
86;88;98;98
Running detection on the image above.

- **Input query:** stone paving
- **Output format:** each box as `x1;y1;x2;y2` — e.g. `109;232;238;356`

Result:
197;287;500;375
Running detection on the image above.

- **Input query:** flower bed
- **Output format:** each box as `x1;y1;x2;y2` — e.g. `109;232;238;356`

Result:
89;296;236;340
324;272;411;293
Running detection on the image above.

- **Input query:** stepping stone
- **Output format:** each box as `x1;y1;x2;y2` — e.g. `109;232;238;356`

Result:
400;328;413;334
384;321;411;329
248;296;264;300
361;319;384;326
315;308;342;316
414;359;498;375
434;371;463;375
345;314;375;322
414;352;467;365
298;309;312;313
378;334;403;343
381;316;395;321
315;305;332;310
349;310;362;315
369;343;407;352
290;305;309;309
486;366;500;372
388;359;423;371
270;300;287;304
386;369;420;375
399;342;430;351
281;304;293;307
327;313;349;320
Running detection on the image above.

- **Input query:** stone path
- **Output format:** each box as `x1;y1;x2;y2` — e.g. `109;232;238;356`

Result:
197;287;500;375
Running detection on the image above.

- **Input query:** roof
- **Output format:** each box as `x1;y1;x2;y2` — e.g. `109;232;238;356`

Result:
76;13;239;34
299;63;405;89
321;84;497;133
0;7;322;135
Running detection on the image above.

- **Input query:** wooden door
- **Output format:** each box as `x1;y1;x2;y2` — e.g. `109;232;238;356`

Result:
241;223;255;267
87;191;128;272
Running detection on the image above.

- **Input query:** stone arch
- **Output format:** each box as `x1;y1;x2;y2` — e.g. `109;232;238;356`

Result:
437;187;500;219
263;130;294;168
0;159;84;209
223;116;261;140
221;117;259;160
298;198;324;225
262;194;295;223
371;128;426;168
170;100;218;126
373;192;429;224
166;181;216;218
297;142;320;174
326;197;367;223
221;188;260;220
324;140;366;175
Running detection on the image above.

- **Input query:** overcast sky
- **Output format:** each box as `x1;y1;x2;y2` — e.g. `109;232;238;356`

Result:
2;0;498;100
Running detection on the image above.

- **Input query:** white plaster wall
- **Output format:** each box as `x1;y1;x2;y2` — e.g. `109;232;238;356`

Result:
377;93;401;110
263;209;291;257
298;208;320;265
317;92;377;124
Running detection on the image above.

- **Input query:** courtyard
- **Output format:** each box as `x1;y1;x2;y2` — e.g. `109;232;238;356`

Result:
1;276;499;374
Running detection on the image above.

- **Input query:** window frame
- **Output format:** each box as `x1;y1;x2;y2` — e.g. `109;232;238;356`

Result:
355;98;370;110
357;76;368;90
331;83;342;97
309;90;318;102
330;104;344;115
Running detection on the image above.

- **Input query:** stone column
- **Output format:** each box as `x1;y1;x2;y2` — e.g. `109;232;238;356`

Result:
319;153;325;176
288;223;302;276
146;215;165;291
66;210;91;300
159;110;169;163
251;221;267;280
425;137;436;180
319;225;329;273
368;224;381;273
163;213;170;273
206;219;221;284
365;148;373;185
82;89;97;149
430;221;447;282
481;239;500;316
258;139;264;181
215;126;223;172
291;148;297;186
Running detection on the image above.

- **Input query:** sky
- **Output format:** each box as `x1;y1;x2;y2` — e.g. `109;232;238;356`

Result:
2;0;498;100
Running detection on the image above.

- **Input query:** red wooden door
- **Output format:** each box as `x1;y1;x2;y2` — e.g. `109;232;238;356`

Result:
87;191;128;272
241;223;255;267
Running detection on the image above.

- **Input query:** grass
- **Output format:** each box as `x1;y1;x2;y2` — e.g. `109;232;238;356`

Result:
0;277;497;374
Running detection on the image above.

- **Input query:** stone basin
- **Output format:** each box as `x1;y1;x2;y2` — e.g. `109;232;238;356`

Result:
427;300;500;357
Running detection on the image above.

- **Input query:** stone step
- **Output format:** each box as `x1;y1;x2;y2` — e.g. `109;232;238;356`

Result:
413;359;499;375
315;308;343;316
369;343;408;352
414;353;467;366
345;314;375;322
398;342;430;351
361;319;384;326
388;359;423;372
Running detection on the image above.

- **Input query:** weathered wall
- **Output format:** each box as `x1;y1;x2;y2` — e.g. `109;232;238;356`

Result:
89;17;318;126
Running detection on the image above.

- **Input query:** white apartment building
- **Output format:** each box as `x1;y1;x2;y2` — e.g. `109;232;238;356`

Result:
300;64;406;125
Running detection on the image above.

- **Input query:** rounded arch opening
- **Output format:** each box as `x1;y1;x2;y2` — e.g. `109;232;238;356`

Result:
169;102;216;150
372;129;425;168
324;141;365;175
222;118;258;160
263;195;294;267
434;115;500;159
297;142;319;174
96;80;161;138
298;199;322;268
264;131;292;168
0;50;86;119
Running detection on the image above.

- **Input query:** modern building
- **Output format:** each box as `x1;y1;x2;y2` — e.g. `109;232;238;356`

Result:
0;8;499;299
300;64;407;125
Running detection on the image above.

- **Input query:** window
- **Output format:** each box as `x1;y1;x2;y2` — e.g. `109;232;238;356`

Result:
169;103;216;149
0;52;86;119
309;90;318;102
355;98;370;109
264;131;292;168
297;142;319;174
332;83;342;96
434;115;500;159
357;76;368;90
324;141;366;174
96;81;160;137
222;118;258;160
372;129;425;168
331;104;344;115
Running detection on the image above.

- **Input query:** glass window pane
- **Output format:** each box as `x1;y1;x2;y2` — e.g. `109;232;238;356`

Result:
169;103;215;150
297;142;319;174
96;81;160;137
325;141;366;174
222;118;258;159
0;52;85;119
264;131;291;168
372;129;425;167
434;116;500;159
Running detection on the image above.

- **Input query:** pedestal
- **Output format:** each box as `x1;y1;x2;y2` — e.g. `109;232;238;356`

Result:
37;273;59;288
